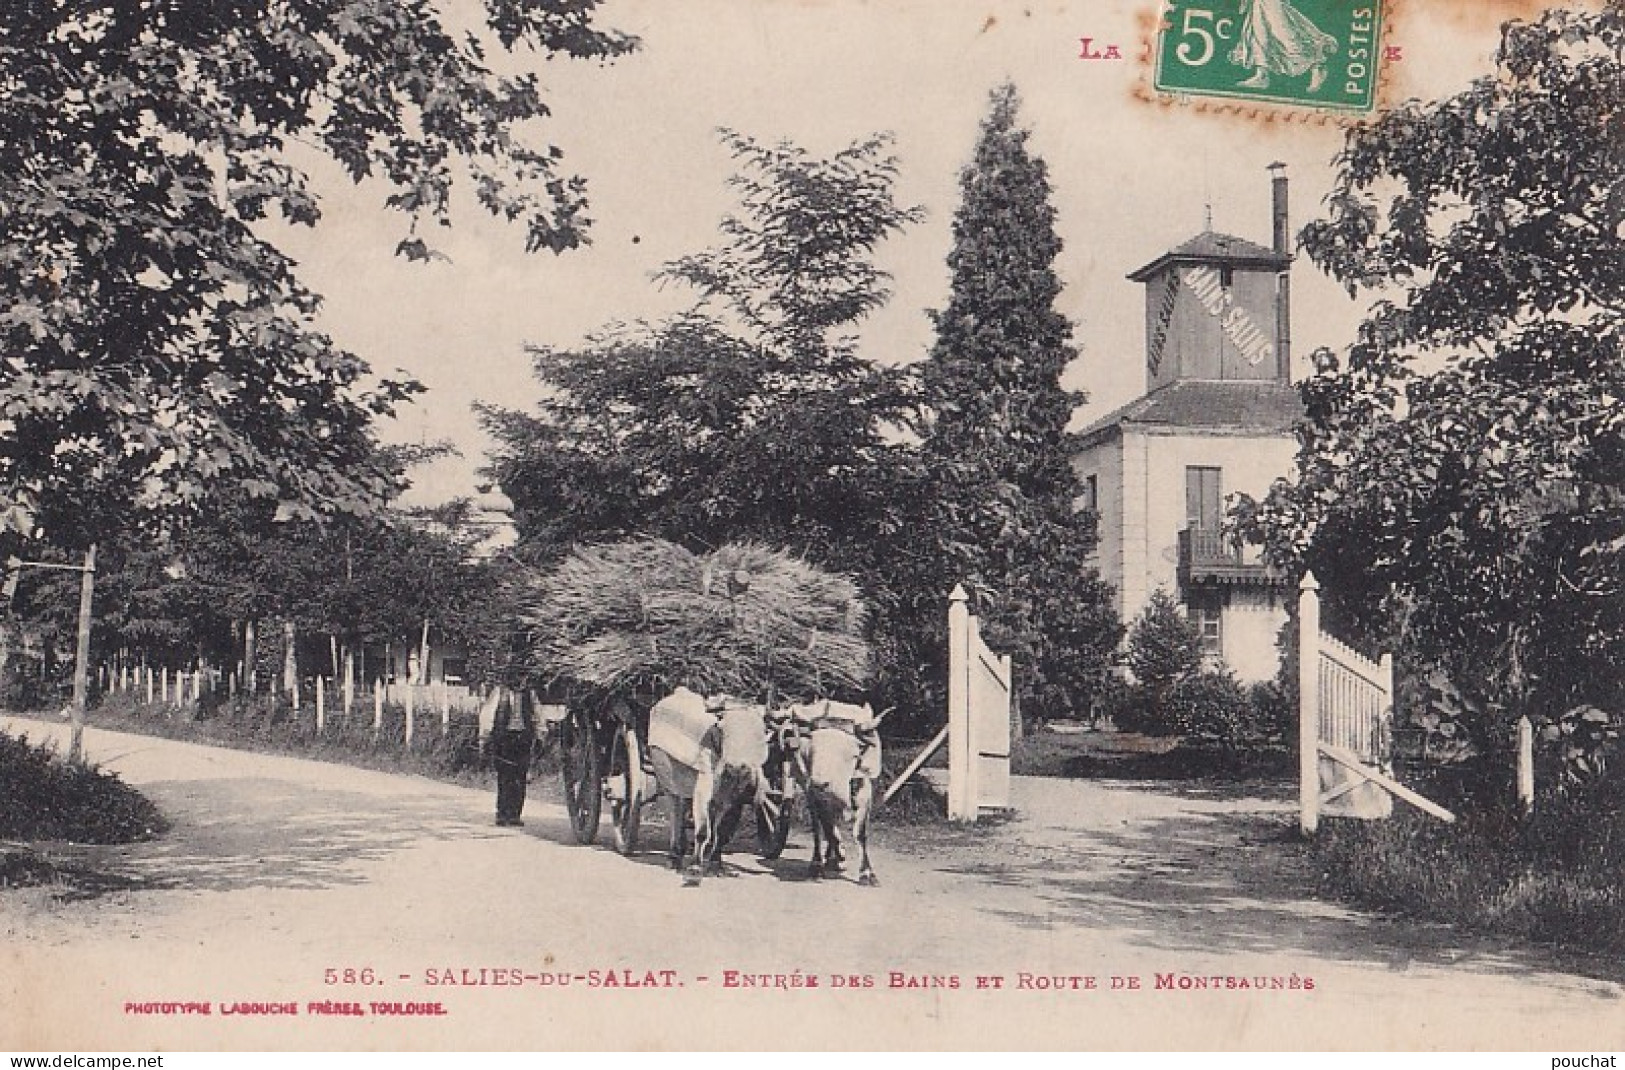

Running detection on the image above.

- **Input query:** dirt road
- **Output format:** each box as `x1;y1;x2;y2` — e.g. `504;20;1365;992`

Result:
3;717;1621;1051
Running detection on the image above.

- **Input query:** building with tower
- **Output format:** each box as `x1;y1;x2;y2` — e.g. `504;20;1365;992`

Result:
1073;166;1303;683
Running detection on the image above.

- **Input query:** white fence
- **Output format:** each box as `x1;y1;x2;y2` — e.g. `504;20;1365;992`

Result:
99;663;485;749
1298;572;1453;834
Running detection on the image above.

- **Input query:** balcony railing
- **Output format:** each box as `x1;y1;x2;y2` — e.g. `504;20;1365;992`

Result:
1178;528;1283;587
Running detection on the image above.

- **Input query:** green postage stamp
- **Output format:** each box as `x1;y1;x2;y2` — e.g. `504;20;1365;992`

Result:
1153;0;1385;112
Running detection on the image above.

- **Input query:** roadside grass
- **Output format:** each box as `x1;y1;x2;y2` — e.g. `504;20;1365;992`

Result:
69;692;504;790
0;729;168;846
1013;722;1293;782
1309;777;1625;956
0;726;169;897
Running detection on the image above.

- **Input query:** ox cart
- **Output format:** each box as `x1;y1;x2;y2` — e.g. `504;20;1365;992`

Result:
522;537;874;878
556;691;797;861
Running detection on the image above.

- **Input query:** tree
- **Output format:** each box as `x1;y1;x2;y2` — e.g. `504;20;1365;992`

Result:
1124;588;1203;695
0;436;509;708
1236;5;1625;755
916;83;1121;721
483;128;930;705
484;132;922;550
0;1;634;549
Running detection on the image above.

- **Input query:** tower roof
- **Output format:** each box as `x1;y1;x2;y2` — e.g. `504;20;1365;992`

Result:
1075;379;1303;447
1127;230;1291;282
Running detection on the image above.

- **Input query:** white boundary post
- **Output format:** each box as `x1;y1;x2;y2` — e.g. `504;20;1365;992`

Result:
947;584;975;823
315;675;325;733
1517;715;1535;813
1299;571;1321;836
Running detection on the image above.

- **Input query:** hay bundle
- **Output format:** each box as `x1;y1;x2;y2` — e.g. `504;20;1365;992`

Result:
518;538;872;700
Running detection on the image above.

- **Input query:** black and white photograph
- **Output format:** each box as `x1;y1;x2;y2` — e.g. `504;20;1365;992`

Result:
2;0;1623;1053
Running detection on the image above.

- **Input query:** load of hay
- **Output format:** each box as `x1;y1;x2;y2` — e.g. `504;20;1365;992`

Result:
517;538;872;701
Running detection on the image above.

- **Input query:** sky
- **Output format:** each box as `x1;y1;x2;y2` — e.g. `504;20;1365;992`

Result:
263;0;1537;506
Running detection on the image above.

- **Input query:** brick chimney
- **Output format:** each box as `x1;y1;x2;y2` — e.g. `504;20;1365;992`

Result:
1269;162;1291;381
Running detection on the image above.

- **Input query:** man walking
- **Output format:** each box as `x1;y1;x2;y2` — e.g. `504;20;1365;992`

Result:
483;684;537;827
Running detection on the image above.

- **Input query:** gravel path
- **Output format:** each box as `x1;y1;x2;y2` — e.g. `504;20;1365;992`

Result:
3;717;1621;1051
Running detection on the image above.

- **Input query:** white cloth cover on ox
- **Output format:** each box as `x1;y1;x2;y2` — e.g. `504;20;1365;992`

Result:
649;686;717;771
792;700;882;781
790;699;878;730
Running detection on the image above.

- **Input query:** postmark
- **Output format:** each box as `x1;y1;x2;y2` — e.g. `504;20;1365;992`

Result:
1152;0;1386;113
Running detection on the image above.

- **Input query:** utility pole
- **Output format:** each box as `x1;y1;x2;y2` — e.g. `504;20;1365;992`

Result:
3;546;98;762
70;544;96;762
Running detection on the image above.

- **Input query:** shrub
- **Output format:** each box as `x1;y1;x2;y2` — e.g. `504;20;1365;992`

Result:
0;730;168;843
1164;669;1254;749
1123;589;1202;694
1539;703;1623;788
1247;678;1296;750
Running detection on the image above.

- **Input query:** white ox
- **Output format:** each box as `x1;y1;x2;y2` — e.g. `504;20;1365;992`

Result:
648;688;769;886
785;699;884;887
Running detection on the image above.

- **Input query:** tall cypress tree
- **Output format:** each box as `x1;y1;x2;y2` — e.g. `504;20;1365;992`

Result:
919;82;1121;722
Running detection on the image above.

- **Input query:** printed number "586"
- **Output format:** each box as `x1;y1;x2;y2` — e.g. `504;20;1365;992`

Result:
1173;8;1235;66
325;967;378;985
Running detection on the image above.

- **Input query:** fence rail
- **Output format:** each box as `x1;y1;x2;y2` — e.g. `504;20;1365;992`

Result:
98;662;485;749
1317;641;1392;766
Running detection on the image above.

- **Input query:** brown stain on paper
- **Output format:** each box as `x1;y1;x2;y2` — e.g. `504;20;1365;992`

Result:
1428;0;1571;29
1130;0;1406;131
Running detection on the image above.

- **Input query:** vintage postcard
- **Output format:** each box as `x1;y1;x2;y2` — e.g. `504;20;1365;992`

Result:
2;0;1622;1054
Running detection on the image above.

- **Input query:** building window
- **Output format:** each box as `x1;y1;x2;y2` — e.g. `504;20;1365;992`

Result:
1220;265;1234;289
1189;592;1223;657
1072;473;1099;514
1185;466;1223;531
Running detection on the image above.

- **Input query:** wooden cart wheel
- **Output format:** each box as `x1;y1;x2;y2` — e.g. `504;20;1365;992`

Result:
756;757;794;860
560;708;602;845
609;722;645;856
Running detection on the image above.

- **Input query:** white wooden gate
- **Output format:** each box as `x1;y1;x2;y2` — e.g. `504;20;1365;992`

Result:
1298;572;1454;833
947;584;1012;822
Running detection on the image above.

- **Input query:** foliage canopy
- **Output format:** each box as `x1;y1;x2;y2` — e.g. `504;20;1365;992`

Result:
0;0;632;547
1236;5;1625;752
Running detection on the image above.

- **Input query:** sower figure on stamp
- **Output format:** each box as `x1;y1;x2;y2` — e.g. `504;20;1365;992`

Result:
481;683;537;827
1230;0;1338;92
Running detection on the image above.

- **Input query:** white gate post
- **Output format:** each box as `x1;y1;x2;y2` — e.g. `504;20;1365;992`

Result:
1299;571;1321;835
947;584;975;823
1517;715;1535;813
